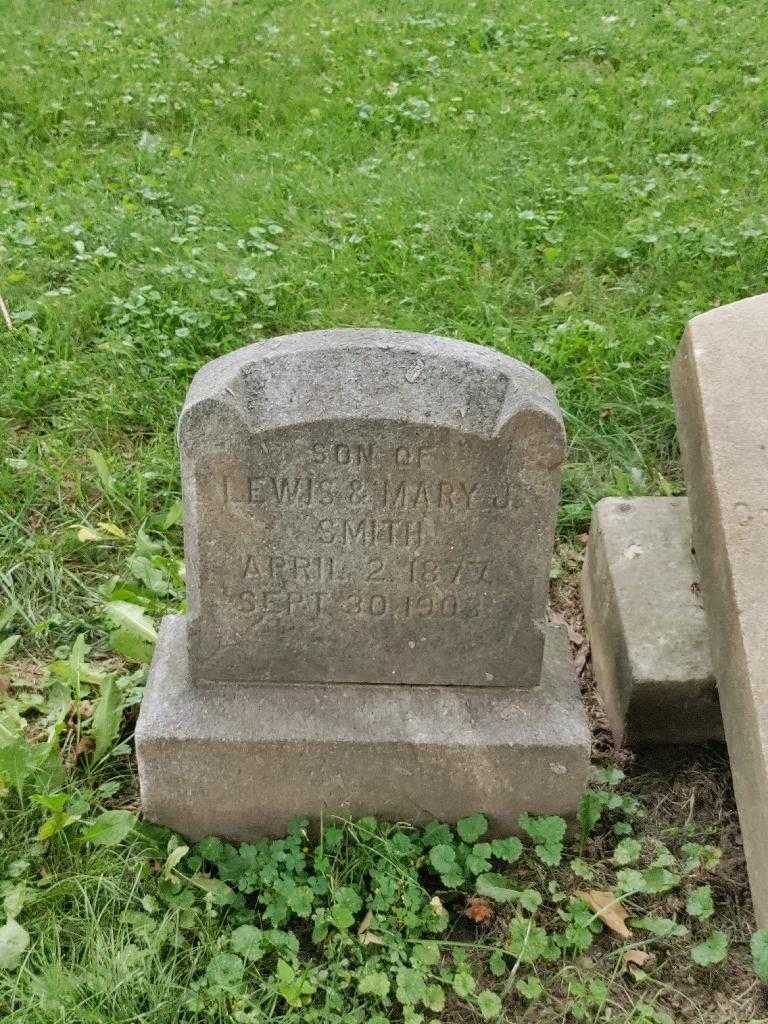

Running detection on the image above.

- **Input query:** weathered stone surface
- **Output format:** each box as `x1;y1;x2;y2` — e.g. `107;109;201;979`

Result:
582;497;721;746
672;292;768;927
136;615;591;840
138;329;590;838
180;329;565;689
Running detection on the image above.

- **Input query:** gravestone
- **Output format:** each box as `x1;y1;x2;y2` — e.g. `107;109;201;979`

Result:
672;293;768;927
136;329;589;839
582;497;721;747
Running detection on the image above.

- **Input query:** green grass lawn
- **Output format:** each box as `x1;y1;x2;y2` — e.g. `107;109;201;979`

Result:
2;1;768;1021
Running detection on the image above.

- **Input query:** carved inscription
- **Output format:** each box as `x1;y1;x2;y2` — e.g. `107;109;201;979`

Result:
222;475;510;511
208;438;516;632
192;418;552;687
223;551;492;622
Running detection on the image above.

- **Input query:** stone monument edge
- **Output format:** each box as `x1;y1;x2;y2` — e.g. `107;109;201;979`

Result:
671;296;768;927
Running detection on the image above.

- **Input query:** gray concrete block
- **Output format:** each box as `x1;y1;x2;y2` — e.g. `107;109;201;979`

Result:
582;496;721;746
136;615;591;841
672;292;768;928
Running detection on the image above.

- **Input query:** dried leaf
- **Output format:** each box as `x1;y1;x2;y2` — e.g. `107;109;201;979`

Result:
548;609;584;646
624;948;653;970
77;526;103;542
577;889;632;939
567;624;585;645
98;521;128;539
67;700;93;728
357;909;374;936
573;645;590;676
72;737;95;766
464;896;494;924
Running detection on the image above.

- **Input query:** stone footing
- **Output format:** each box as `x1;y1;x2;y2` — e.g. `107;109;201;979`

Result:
582;497;722;747
136;615;590;840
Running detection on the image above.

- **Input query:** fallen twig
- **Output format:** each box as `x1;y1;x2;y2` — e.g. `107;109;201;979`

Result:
0;292;12;331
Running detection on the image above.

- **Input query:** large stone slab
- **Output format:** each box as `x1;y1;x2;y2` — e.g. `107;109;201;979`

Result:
136;616;590;840
179;329;565;689
582;497;721;746
672;292;768;927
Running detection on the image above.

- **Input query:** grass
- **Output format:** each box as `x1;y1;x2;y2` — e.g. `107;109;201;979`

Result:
2;0;768;1020
0;752;765;1024
3;0;768;645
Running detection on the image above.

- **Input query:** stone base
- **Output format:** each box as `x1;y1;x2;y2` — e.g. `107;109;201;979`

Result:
136;615;590;840
582;497;722;747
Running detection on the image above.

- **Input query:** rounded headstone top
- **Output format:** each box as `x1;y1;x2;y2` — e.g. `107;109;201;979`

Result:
180;328;564;459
